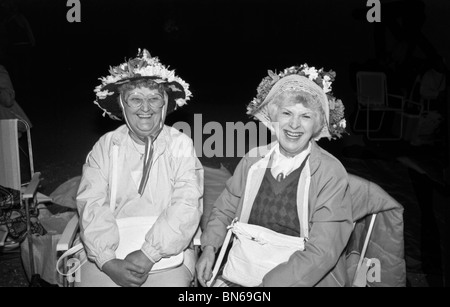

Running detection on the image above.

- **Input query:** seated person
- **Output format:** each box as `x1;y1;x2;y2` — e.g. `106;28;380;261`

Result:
197;65;353;287
76;49;203;287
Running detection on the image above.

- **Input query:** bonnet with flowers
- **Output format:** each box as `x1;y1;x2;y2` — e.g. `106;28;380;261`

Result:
247;64;347;140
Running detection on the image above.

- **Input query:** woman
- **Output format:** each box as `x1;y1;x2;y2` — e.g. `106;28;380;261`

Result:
197;65;353;287
76;49;203;287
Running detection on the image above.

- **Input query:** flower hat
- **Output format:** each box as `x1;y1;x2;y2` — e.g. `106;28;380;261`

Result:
94;49;192;120
247;64;347;140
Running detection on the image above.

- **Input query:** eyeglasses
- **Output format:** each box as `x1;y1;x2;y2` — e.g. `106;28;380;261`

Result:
125;93;165;109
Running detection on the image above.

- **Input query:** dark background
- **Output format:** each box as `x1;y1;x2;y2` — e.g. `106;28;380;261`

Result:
1;0;449;287
3;0;448;177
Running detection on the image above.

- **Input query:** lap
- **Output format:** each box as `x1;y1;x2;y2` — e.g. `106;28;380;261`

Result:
75;256;193;287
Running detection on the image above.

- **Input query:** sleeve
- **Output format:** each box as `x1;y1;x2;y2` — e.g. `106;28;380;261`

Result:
77;137;119;269
200;157;248;252
141;137;204;262
263;162;353;287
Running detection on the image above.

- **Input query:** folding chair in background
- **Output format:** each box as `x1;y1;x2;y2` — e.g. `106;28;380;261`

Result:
353;71;406;140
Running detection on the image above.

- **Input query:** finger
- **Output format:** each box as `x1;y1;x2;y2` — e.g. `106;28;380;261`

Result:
130;271;145;280
127;272;147;286
198;264;211;287
200;260;213;283
124;261;146;275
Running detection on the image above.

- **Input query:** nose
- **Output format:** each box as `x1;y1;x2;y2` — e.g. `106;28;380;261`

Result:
140;100;153;112
289;116;301;129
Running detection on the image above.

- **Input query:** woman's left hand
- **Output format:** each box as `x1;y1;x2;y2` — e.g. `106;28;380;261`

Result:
125;250;154;277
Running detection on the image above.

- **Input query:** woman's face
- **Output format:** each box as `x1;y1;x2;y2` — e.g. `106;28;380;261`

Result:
272;98;320;157
122;87;165;140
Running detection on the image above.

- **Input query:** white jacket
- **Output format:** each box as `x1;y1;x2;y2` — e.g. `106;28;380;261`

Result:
77;124;203;272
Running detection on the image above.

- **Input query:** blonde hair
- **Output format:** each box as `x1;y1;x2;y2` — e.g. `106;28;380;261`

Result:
268;90;325;137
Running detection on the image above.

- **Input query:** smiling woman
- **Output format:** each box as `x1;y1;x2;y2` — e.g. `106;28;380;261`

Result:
120;85;166;144
197;64;354;287
268;91;326;157
74;49;203;287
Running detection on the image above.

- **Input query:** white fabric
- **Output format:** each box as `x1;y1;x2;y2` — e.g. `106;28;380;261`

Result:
110;145;183;271
77;125;203;272
222;221;306;287
270;142;311;179
114;217;184;271
218;142;311;287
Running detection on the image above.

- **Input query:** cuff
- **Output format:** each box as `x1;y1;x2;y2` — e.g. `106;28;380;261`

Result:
201;245;217;253
141;242;162;263
95;250;116;270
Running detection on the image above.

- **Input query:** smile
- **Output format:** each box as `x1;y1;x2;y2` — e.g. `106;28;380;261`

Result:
137;114;152;119
284;130;303;139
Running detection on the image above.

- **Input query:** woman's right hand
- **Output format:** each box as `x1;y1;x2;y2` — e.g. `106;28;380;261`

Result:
196;246;216;287
102;259;148;287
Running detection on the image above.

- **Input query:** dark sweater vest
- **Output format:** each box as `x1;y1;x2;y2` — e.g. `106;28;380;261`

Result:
248;160;307;237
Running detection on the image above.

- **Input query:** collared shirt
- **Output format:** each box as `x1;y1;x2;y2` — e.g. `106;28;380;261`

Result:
270;142;312;180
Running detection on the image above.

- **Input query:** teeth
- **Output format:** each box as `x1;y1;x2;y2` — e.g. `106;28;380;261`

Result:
138;115;152;118
285;131;302;138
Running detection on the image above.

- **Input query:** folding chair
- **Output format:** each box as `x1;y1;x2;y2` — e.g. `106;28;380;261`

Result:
353;71;406;140
346;173;406;287
0;119;52;279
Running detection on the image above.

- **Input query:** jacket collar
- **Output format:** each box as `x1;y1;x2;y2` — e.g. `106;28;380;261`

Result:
253;140;322;175
111;124;168;158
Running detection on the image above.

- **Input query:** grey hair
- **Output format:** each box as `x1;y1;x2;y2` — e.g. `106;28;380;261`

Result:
268;90;326;137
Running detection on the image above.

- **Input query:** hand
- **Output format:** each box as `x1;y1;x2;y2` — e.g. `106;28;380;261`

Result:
102;259;147;287
125;250;154;276
196;246;216;287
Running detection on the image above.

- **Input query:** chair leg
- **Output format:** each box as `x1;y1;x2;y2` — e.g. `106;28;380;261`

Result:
367;110;403;141
354;108;385;133
353;108;364;132
25;198;35;277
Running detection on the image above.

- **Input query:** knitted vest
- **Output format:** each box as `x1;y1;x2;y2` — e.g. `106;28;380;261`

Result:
248;161;307;237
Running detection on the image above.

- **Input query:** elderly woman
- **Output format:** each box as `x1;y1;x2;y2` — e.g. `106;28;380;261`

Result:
197;65;352;287
76;49;203;287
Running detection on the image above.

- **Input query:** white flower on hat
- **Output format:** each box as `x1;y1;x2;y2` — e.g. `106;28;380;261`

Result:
323;75;332;94
303;66;319;80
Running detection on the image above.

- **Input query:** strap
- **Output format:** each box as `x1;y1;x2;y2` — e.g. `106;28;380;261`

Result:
355;214;377;273
138;137;154;195
56;243;86;278
297;155;310;239
110;145;119;213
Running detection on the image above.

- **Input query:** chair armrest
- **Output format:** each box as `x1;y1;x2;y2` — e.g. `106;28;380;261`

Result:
23;172;41;199
0;225;8;247
404;99;424;115
387;94;404;100
387;94;405;108
57;214;80;253
193;227;202;247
